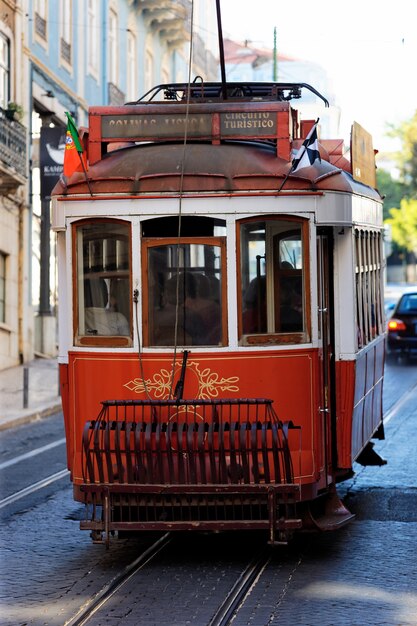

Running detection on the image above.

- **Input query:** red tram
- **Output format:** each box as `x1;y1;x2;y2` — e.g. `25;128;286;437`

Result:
52;81;386;546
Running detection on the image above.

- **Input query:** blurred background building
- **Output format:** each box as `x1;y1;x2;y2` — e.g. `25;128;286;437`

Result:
0;0;218;371
0;0;29;370
223;38;341;138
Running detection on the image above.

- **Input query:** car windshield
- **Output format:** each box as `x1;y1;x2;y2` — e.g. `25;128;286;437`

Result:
397;294;417;314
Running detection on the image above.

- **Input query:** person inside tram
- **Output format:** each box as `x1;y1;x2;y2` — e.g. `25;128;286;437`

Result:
242;275;267;334
152;272;206;346
83;278;130;336
187;273;221;344
280;278;303;332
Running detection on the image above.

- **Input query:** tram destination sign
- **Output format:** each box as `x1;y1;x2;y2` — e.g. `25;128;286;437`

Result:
101;111;277;139
221;112;276;134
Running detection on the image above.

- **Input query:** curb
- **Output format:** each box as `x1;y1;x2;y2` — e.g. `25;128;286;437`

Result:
0;402;63;431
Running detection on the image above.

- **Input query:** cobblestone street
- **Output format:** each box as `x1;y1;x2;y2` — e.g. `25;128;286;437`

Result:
1;360;416;625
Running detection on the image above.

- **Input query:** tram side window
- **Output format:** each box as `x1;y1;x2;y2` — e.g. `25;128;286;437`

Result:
239;218;308;344
75;221;131;344
144;239;225;347
354;229;383;349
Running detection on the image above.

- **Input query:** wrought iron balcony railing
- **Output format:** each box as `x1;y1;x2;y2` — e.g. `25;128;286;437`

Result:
0;108;27;193
139;0;191;47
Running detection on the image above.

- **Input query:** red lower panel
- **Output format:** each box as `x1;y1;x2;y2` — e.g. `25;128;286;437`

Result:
64;349;322;489
336;335;385;467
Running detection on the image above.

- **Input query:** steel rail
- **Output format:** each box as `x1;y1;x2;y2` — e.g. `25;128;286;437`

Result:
208;549;271;626
63;533;172;626
0;469;69;509
0;438;66;470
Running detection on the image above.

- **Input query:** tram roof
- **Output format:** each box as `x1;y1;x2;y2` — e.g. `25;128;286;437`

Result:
53;81;381;202
53;139;380;201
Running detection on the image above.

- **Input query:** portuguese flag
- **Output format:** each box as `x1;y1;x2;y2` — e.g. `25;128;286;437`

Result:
63;112;87;177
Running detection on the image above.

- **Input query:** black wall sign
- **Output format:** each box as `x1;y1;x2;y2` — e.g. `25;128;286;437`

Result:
40;126;65;199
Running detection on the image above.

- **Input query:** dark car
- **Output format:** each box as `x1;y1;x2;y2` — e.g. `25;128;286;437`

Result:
387;292;417;357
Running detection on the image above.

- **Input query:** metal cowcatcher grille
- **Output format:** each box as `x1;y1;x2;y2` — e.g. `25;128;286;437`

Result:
80;399;301;545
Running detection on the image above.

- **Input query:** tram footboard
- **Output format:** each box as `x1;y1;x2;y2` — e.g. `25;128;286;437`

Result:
80;398;301;544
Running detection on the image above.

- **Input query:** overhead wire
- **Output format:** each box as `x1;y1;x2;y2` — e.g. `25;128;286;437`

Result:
168;0;195;399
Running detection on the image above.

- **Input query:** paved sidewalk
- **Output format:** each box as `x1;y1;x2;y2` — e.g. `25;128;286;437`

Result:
0;357;62;431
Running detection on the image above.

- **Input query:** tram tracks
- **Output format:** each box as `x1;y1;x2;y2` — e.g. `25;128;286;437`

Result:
63;533;172;626
0;435;69;510
1;374;415;625
61;536;274;626
208;548;272;626
56;377;417;625
0;468;69;509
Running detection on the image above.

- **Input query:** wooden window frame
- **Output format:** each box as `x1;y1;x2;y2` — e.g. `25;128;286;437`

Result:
354;228;384;349
237;216;311;346
72;218;132;348
141;236;228;348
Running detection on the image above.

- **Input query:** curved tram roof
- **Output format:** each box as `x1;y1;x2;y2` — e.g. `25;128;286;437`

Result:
53;81;381;204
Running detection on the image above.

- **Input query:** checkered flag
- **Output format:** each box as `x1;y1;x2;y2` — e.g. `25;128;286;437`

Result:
291;119;321;173
278;119;321;192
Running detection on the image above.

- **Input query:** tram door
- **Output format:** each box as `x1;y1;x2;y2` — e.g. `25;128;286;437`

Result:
316;229;336;486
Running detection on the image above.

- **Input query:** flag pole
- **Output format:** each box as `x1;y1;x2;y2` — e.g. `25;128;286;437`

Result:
278;165;293;193
78;151;94;197
64;112;93;197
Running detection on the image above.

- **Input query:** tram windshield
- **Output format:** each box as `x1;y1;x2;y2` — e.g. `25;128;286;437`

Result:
75;221;131;344
239;217;309;343
144;239;225;347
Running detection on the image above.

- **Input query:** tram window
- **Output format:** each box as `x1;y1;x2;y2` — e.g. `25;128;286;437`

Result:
239;218;309;343
355;229;383;349
141;215;226;238
143;238;226;347
74;221;132;345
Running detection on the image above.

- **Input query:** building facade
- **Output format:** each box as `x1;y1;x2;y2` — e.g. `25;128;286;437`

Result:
0;0;218;370
223;38;341;139
0;0;31;369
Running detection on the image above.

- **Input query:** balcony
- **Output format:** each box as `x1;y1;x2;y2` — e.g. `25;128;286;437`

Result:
0;109;27;194
35;12;47;40
60;37;72;65
139;0;191;48
108;82;126;106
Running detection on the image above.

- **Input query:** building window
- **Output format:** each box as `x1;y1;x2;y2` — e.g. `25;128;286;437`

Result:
87;0;99;75
354;229;384;348
145;48;154;93
60;0;72;65
74;221;132;346
127;31;137;101
238;217;309;344
108;9;118;85
0;253;6;324
161;68;169;85
0;33;9;109
34;0;48;41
